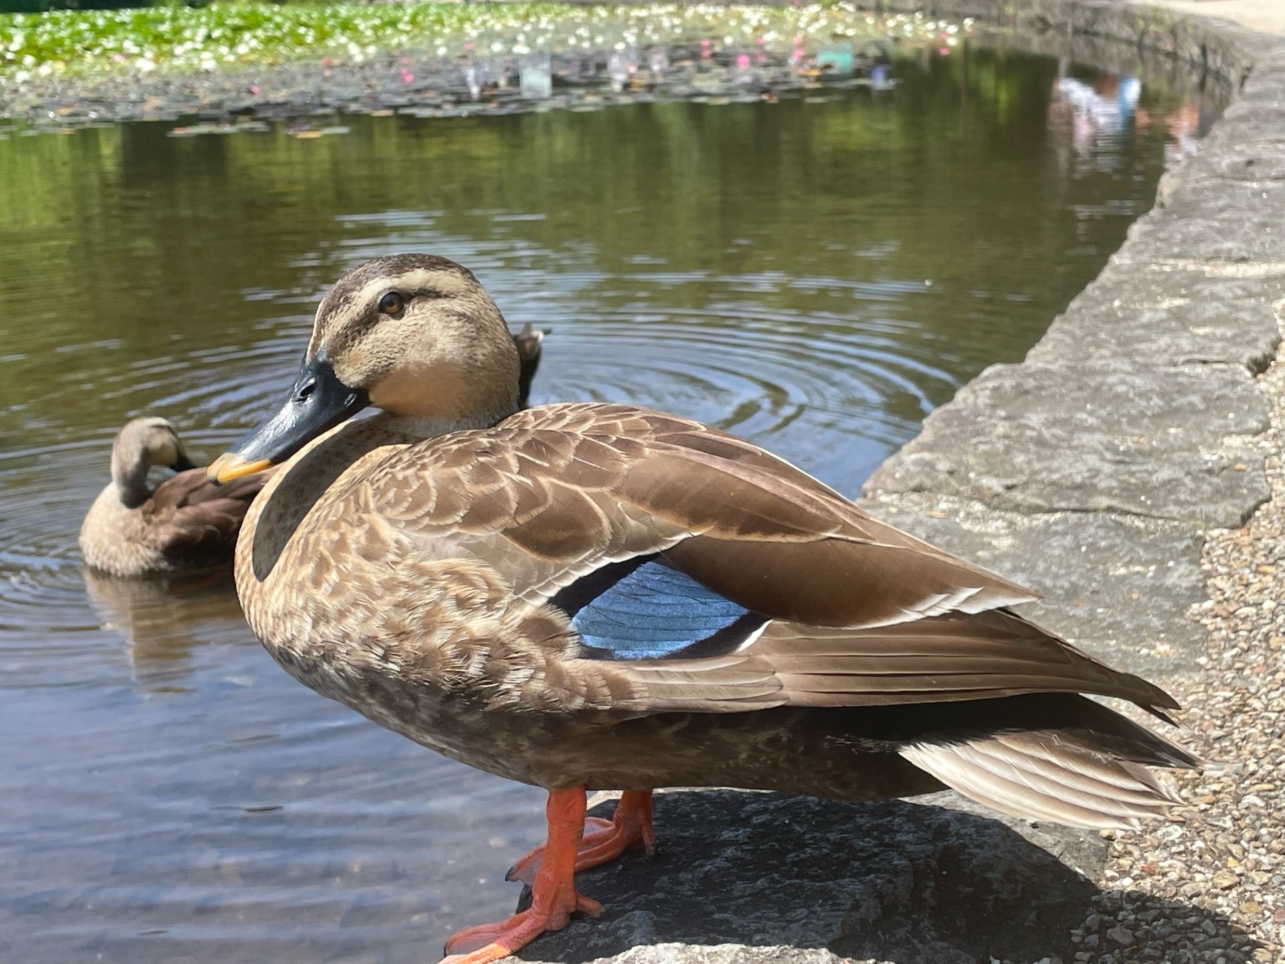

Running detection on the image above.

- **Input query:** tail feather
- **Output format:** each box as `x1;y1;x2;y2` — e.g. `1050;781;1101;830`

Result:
970;734;1177;803
901;718;1196;830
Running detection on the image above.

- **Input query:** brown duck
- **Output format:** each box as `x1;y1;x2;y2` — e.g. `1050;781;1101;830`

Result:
80;417;266;577
210;254;1196;964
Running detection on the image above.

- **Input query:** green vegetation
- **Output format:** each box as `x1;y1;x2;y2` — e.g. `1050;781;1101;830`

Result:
0;2;963;79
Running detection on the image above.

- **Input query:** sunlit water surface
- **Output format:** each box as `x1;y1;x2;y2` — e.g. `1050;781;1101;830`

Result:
0;47;1219;962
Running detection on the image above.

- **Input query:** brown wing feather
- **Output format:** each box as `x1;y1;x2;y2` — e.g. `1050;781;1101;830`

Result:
377;403;1034;611
350;403;1173;716
583;408;1040;623
142;468;268;562
614;608;1177;715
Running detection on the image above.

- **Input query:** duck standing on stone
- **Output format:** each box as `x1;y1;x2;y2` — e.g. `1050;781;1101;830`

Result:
209;254;1196;964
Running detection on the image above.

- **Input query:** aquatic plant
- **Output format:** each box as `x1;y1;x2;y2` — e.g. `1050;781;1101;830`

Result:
0;2;964;80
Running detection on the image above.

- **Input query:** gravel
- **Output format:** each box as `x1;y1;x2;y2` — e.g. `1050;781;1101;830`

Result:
1074;309;1285;964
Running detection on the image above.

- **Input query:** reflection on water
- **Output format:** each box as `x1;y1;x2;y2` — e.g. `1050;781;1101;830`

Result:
0;45;1221;963
81;569;245;687
1048;59;1212;169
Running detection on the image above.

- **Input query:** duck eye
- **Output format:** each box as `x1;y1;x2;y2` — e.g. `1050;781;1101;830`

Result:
378;291;405;316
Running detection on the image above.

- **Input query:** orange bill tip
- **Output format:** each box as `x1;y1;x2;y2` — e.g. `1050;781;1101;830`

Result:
208;453;273;485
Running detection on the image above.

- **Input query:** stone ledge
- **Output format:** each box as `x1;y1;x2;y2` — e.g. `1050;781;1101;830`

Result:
864;361;1271;527
1025;263;1282;373
522;790;1107;964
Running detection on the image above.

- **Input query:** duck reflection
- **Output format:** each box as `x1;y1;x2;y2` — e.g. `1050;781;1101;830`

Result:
83;567;247;686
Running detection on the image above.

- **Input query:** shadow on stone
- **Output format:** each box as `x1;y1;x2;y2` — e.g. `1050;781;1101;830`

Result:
515;790;1102;964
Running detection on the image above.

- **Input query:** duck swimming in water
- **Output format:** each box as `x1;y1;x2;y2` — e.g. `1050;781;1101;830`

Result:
80;417;267;577
210;254;1196;964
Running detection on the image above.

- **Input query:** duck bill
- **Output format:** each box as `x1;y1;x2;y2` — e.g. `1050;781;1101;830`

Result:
208;356;370;485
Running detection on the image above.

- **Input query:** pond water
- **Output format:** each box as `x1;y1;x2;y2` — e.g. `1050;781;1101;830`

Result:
0;45;1220;963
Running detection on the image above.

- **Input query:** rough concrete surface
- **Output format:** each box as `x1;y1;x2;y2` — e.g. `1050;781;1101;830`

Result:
511;2;1285;963
865;361;1270;527
1024;264;1282;372
522;791;1105;964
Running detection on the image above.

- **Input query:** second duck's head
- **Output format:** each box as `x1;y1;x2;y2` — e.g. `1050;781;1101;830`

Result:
211;254;520;484
113;416;197;507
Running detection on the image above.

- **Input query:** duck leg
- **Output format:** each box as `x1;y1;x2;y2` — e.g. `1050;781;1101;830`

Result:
505;789;655;886
442;787;604;964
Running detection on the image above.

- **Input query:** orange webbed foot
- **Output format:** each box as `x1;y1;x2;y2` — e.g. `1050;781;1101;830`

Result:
506;789;655;886
441;895;604;963
439;787;609;964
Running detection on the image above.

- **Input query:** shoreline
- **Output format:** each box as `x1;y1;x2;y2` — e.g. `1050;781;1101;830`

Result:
0;3;962;125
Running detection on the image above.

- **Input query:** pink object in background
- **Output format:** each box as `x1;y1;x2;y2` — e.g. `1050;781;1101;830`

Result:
789;34;806;69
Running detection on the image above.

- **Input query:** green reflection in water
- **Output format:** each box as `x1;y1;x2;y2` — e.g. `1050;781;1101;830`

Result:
0;48;1205;479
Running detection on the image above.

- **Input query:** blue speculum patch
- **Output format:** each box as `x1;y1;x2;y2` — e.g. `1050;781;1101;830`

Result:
571;560;753;659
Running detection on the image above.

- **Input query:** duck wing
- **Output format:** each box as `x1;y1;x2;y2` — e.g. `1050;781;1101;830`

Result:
358;403;1174;717
142;467;268;563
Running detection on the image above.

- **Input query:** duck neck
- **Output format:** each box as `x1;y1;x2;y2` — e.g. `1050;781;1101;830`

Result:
372;402;517;441
112;455;152;509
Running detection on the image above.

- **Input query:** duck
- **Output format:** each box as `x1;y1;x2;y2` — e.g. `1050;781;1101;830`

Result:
512;321;548;409
209;253;1197;964
80;417;267;577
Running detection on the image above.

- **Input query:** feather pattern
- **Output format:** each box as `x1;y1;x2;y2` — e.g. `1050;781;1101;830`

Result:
227;255;1197;836
567;560;763;660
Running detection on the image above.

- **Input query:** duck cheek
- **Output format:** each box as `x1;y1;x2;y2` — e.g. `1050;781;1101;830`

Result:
367;362;466;418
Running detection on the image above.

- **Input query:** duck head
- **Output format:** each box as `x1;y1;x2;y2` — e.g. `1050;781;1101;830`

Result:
210;254;520;484
113;416;197;507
